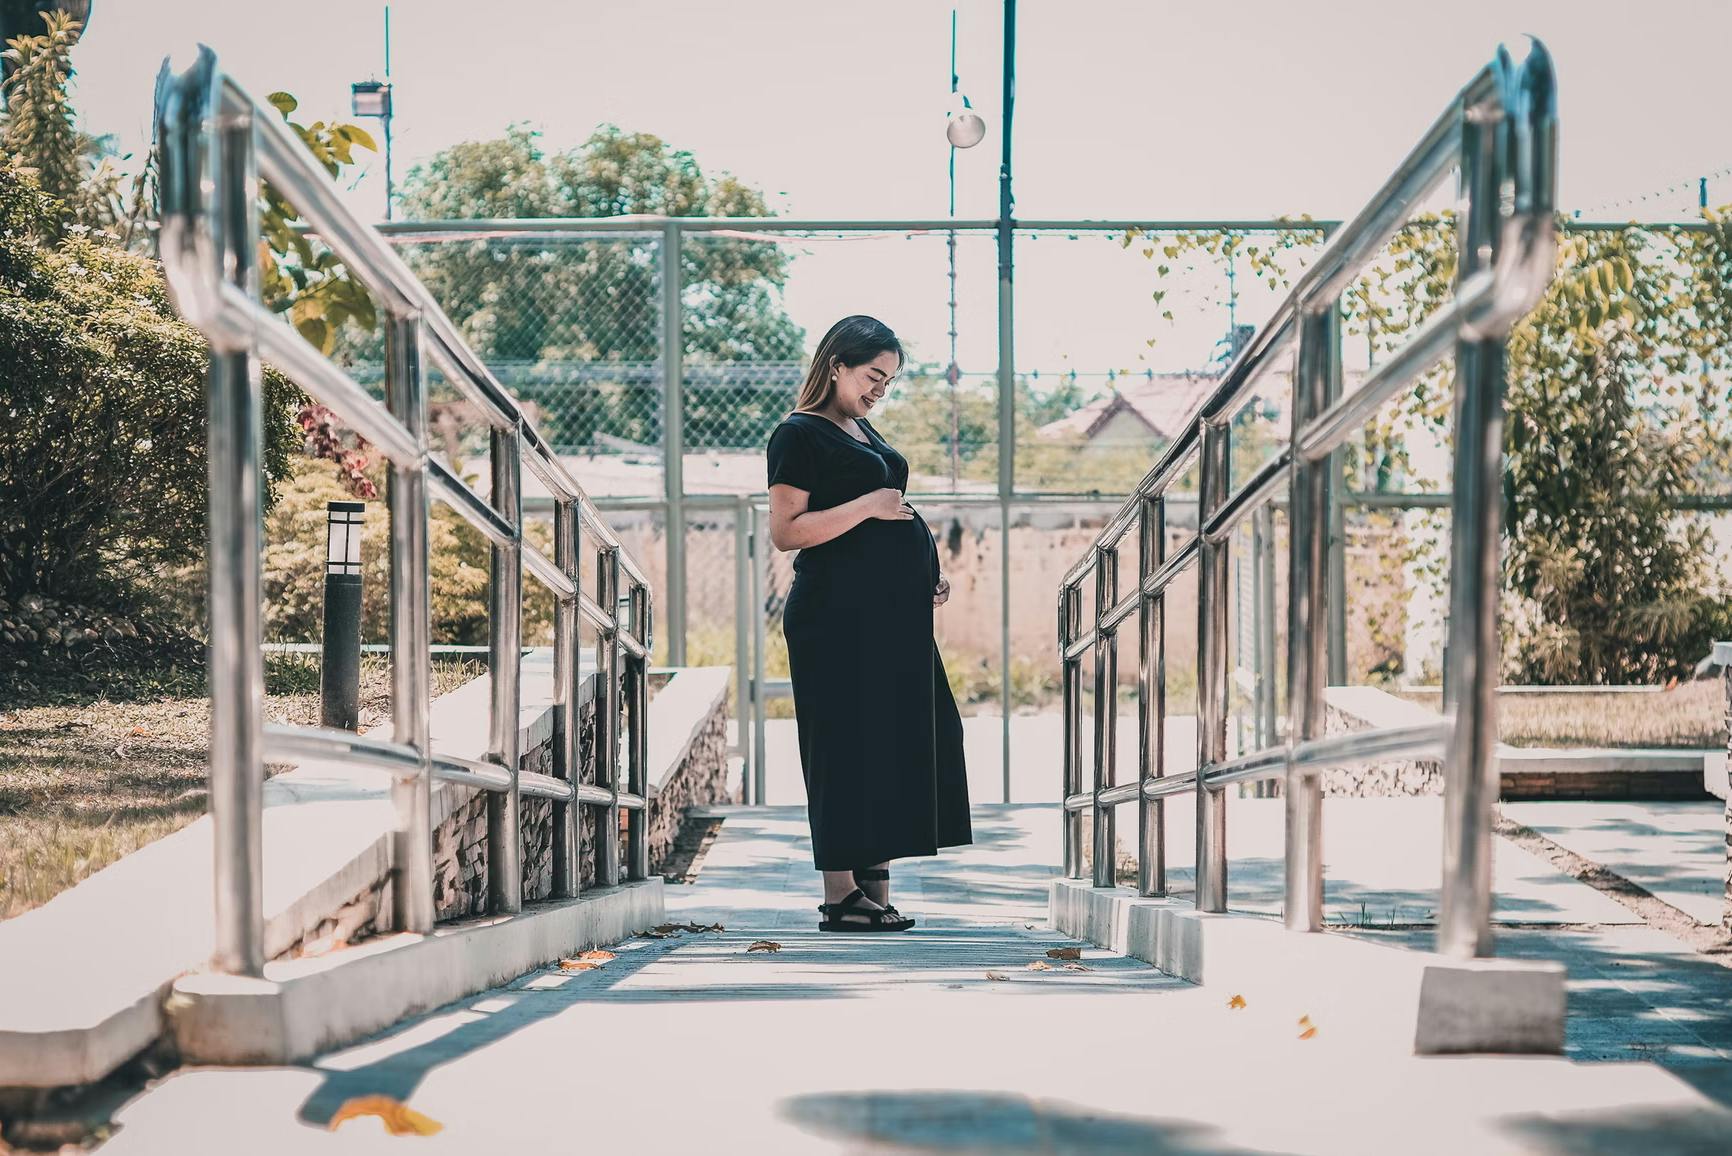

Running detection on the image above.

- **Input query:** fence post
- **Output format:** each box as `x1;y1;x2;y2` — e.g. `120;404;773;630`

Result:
750;505;768;806
661;220;686;666
385;314;435;933
551;496;581;899
203;104;267;976
1195;420;1231;912
1438;95;1508;960
1137;495;1167;897
487;426;523;913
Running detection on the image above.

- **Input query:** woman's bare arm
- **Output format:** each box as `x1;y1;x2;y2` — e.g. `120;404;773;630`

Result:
768;484;910;551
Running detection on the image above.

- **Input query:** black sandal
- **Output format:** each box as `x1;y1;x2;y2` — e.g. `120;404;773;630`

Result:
817;887;914;933
851;868;913;925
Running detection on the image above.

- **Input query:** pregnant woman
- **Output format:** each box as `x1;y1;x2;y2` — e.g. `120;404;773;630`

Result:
765;315;973;933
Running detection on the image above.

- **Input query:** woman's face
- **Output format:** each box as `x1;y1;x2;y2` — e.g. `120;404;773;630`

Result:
831;351;901;419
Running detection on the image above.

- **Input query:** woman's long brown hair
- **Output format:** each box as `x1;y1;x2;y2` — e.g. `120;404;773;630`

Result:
791;315;906;414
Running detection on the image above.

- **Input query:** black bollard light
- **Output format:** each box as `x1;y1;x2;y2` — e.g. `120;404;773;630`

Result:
321;501;365;730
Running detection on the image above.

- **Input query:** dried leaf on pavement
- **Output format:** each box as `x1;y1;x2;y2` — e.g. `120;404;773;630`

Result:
1063;962;1092;972
559;959;603;971
747;940;782;953
328;1095;443;1136
1298;1014;1318;1039
1227;994;1247;1009
653;923;681;934
578;949;615;962
1026;960;1052;971
1046;947;1082;960
985;971;1009;981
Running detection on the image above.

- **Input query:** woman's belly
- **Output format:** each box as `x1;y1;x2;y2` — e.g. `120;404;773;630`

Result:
790;510;937;615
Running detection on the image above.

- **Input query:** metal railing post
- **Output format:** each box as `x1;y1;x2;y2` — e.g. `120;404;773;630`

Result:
626;582;652;881
487;426;523;913
661;220;686;666
1438;99;1508;959
750;504;767;806
384;314;435;932
1195;420;1231;912
1060;583;1085;878
597;547;624;886
1284;307;1337;932
551;496;581;899
733;496;754;802
205;103;267;976
1137;495;1167;897
1091;545;1118;887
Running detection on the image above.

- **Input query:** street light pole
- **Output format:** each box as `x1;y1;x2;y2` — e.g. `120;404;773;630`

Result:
948;7;961;492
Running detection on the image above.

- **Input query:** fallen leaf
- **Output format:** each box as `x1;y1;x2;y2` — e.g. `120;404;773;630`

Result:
1299;1026;1319;1040
747;940;782;953
1298;1014;1318;1040
578;949;615;962
1026;960;1052;971
1046;947;1083;961
1227;994;1247;1010
1023;923;1036;930
1062;962;1092;972
558;959;602;971
685;921;720;933
985;971;1009;981
653;923;681;934
643;931;672;939
129;725;151;737
328;1095;443;1136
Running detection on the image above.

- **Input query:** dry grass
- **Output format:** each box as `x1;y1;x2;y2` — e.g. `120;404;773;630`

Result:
0;657;482;921
1398;679;1725;749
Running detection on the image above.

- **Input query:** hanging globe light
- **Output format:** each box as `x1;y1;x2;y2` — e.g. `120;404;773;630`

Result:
945;91;986;149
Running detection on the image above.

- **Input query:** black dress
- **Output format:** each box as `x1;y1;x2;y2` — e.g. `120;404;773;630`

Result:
765;411;973;871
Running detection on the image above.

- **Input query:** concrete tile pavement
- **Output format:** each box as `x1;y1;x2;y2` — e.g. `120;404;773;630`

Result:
99;804;1732;1154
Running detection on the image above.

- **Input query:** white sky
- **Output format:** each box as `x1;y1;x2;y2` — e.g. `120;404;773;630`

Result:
71;0;1732;379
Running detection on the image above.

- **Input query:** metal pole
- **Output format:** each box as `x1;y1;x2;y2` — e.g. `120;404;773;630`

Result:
384;314;434;932
487;425;523;913
1284;307;1336;933
1092;545;1118;887
598;547;624;885
733;496;753;802
996;0;1017;804
1137;495;1166;896
661;220;687;666
206;110;266;976
627;582;651;880
1195;420;1230;912
382;4;393;221
947;7;960;492
551;495;581;898
750;503;767;805
1255;503;1277;754
1060;583;1084;878
1438;105;1506;959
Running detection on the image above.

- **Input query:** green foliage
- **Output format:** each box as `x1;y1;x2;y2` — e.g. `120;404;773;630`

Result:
0;157;299;609
256;92;379;355
263;457;553;646
1;11;120;232
1128;211;1732;684
388;124;804;450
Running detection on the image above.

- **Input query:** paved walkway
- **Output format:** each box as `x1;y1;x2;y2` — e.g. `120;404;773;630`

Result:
100;804;1732;1153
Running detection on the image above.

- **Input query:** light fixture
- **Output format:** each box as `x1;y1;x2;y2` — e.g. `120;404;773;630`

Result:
946;92;986;149
350;79;391;119
325;501;365;576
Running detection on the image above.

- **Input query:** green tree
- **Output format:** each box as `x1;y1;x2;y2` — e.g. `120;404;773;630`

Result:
389;125;804;450
1;11;120;232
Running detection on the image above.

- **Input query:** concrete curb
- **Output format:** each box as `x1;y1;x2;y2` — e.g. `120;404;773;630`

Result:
1050;878;1565;1055
166;880;664;1065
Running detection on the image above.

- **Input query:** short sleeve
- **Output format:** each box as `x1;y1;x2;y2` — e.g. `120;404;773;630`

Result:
766;422;818;492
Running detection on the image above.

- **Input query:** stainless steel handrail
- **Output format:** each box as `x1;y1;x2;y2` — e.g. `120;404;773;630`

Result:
1057;40;1557;961
156;46;656;976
